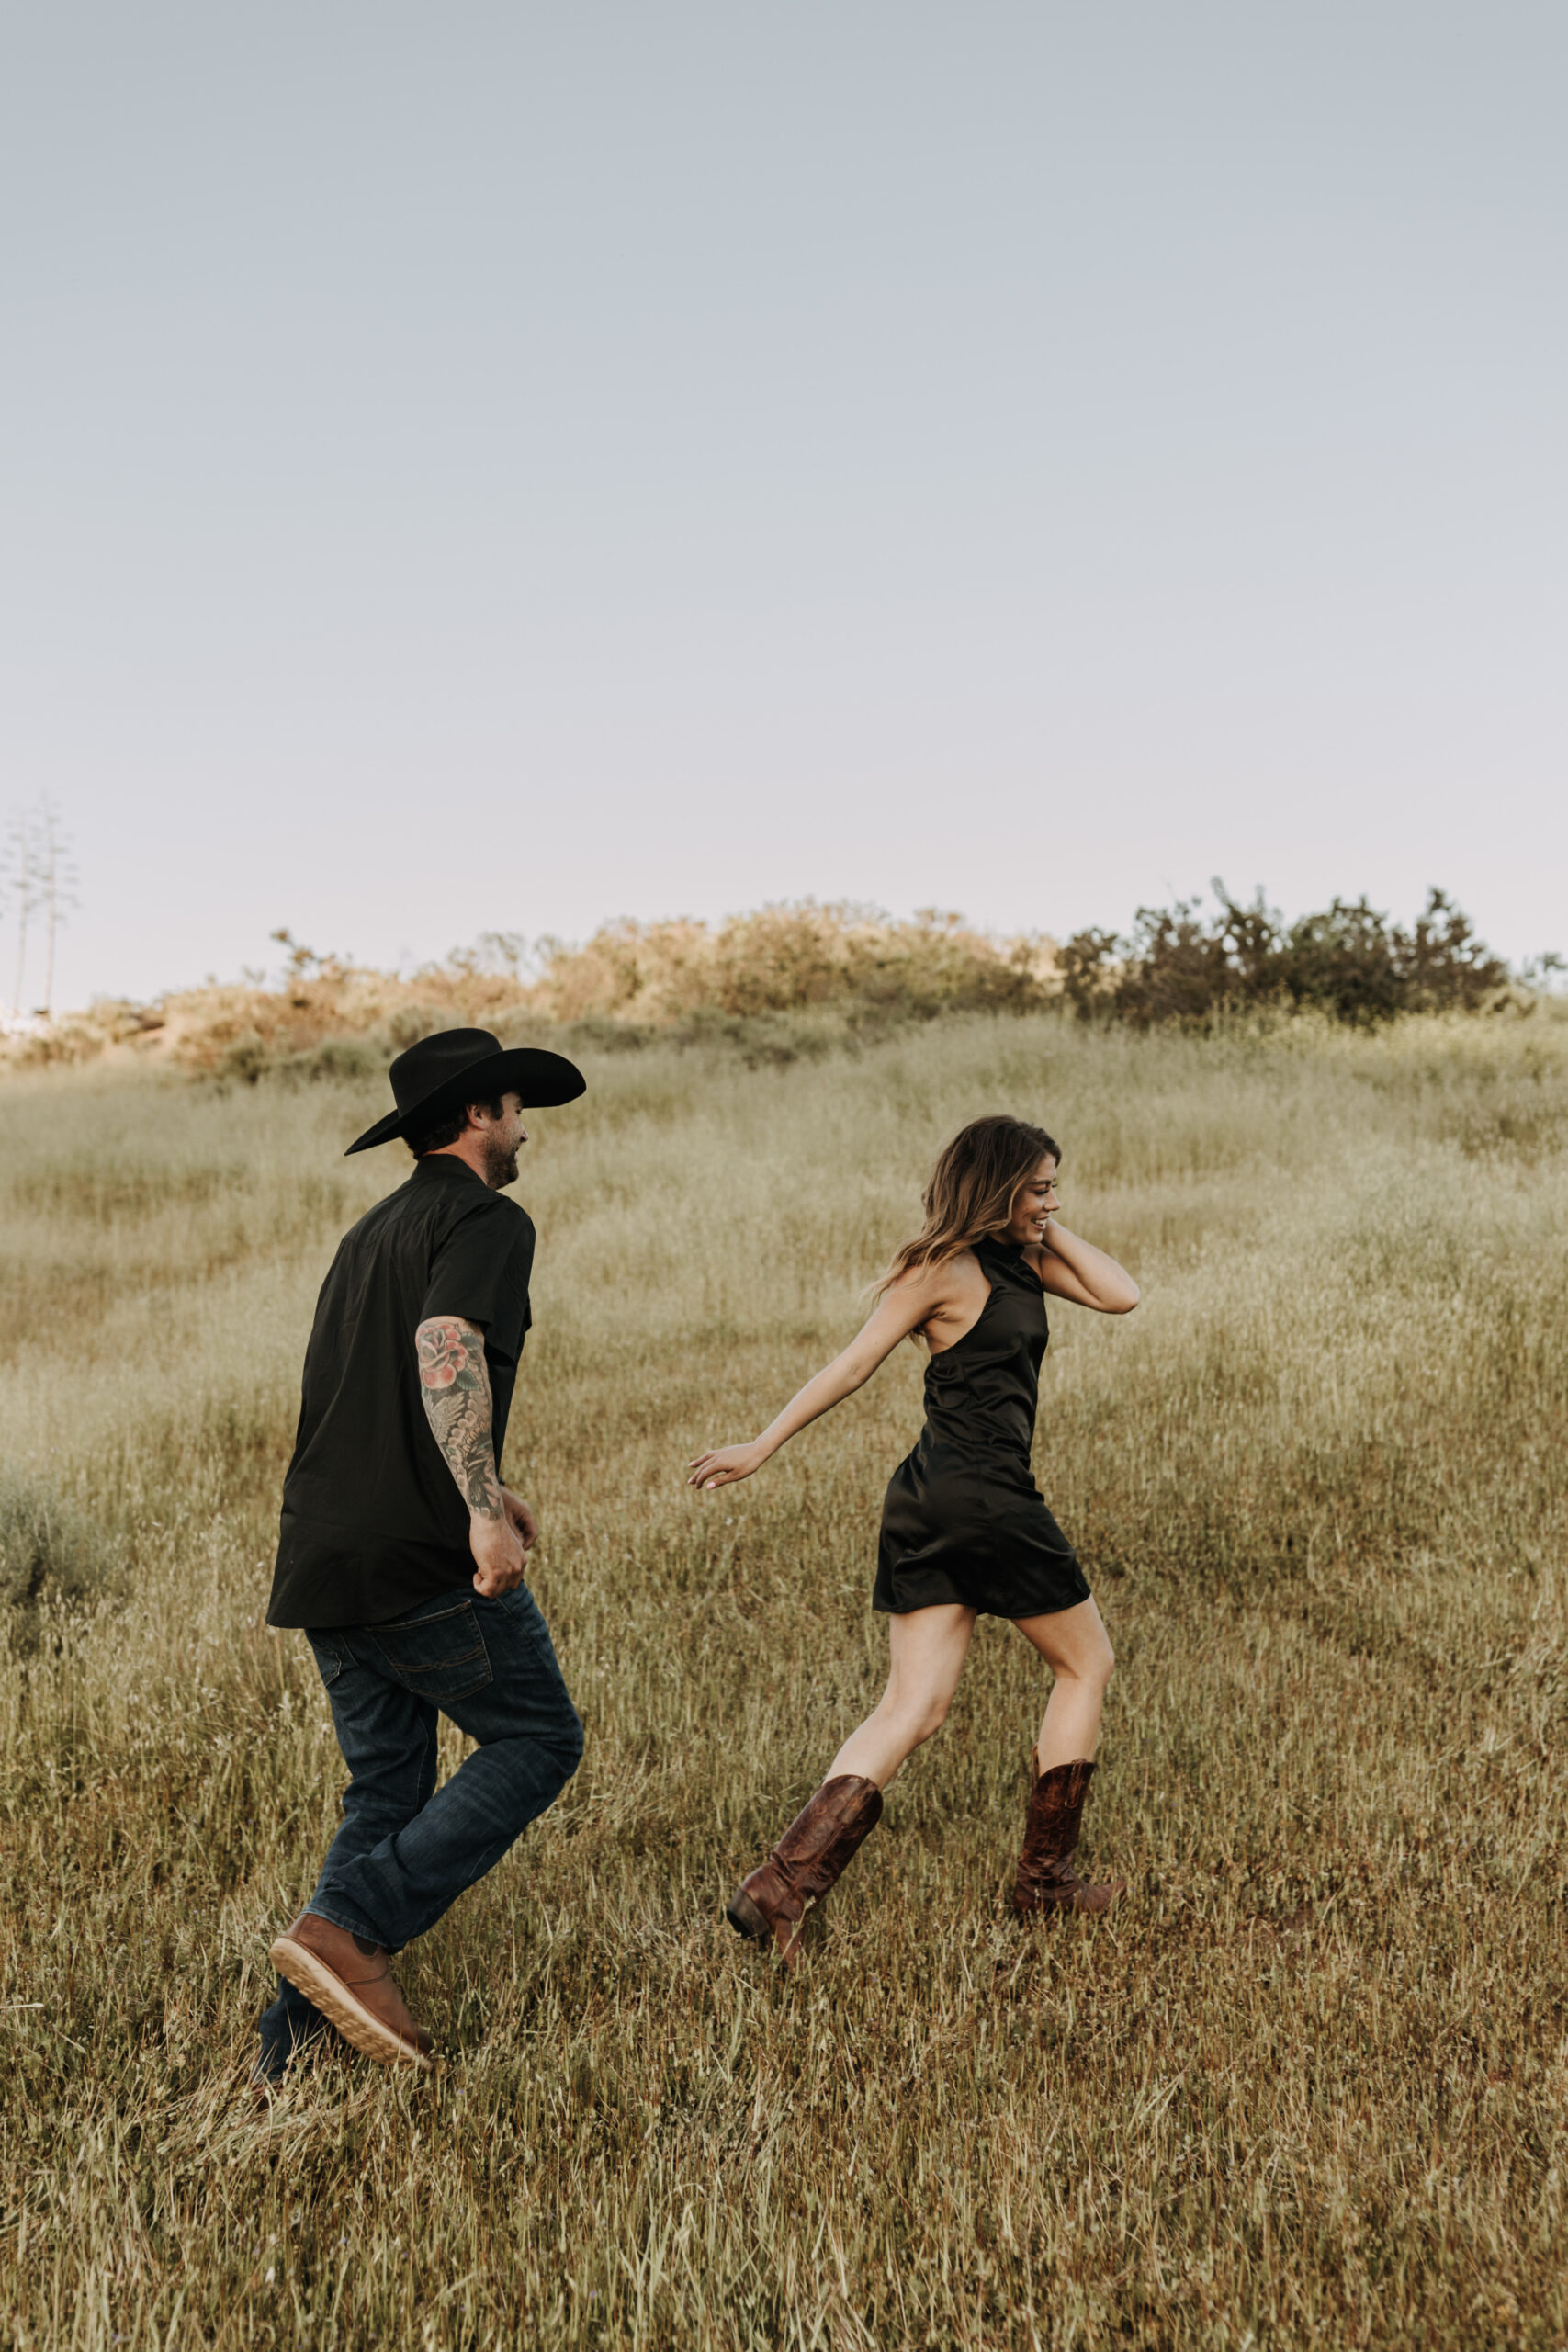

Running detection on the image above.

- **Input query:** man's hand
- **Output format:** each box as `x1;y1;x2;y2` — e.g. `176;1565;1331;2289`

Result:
469;1509;526;1598
501;1487;538;1553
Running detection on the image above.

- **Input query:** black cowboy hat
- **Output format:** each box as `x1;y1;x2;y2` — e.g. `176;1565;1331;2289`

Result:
344;1027;586;1156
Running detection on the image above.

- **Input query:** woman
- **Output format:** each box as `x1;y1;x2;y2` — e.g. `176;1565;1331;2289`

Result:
688;1114;1139;1968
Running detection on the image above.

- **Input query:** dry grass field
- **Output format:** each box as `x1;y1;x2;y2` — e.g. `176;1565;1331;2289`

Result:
1;1008;1564;2350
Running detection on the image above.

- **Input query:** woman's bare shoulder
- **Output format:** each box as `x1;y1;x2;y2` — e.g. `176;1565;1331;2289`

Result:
886;1249;987;1335
886;1246;983;1296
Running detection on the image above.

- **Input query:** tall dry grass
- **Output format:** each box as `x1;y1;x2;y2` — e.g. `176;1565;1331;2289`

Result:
1;1007;1564;2348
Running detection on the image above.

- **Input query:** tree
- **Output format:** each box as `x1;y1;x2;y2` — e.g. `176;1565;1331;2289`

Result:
2;799;77;1020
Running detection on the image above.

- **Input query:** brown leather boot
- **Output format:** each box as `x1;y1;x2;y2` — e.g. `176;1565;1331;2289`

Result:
268;1914;433;2070
727;1775;883;1969
1012;1756;1127;1917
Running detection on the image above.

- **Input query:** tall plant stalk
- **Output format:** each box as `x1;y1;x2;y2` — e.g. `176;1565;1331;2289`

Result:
6;808;34;1021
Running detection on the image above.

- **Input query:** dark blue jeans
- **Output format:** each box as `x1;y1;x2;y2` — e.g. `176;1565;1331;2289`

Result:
258;1580;583;2076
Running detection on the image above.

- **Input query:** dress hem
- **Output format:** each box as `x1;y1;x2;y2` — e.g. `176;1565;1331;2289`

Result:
872;1586;1092;1623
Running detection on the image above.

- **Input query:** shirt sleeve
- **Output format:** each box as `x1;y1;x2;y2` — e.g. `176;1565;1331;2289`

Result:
421;1200;535;1360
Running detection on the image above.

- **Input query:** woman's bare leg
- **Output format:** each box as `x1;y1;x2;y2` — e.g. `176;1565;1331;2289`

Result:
826;1604;976;1790
1012;1597;1115;1769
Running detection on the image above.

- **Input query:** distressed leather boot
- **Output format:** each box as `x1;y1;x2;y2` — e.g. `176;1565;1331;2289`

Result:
1012;1755;1126;1918
727;1775;883;1969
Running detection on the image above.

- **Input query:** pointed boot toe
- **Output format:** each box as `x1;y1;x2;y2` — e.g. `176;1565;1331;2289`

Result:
728;1776;882;1967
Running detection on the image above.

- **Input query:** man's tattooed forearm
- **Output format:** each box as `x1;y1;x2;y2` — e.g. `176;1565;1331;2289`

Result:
415;1317;503;1520
417;1318;486;1396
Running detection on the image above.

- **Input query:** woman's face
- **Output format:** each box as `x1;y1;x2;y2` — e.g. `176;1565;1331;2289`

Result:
1004;1155;1060;1246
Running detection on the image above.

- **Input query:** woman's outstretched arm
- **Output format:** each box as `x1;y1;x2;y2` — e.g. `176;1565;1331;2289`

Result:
686;1267;946;1492
1033;1220;1140;1314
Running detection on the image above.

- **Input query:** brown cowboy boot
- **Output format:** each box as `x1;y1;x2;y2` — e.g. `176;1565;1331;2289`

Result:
727;1775;883;1970
1012;1755;1126;1918
268;1914;434;2070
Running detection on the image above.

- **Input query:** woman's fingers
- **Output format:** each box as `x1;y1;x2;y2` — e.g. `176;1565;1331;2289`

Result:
686;1450;732;1479
687;1445;756;1490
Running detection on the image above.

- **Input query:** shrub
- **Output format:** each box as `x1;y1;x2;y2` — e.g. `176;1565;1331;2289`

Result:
1063;884;1510;1028
0;1478;116;1613
530;902;1056;1025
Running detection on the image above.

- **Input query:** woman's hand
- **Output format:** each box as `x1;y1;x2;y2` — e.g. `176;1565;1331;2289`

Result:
686;1441;768;1492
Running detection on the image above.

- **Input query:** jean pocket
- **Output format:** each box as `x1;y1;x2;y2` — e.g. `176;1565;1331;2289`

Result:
307;1635;346;1687
369;1600;494;1700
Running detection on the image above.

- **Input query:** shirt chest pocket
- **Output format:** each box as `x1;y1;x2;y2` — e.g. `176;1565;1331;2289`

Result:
369;1600;494;1699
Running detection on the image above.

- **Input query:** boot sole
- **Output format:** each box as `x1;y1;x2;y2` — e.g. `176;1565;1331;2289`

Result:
1012;1881;1128;1921
268;1937;433;2072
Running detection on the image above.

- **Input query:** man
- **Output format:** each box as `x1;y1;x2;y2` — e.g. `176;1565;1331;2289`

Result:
255;1027;587;2088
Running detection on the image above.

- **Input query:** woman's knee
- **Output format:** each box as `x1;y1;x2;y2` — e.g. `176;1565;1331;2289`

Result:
887;1690;952;1747
1081;1640;1115;1697
1053;1635;1114;1694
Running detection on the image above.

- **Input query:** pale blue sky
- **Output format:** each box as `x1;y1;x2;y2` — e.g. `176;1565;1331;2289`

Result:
3;1;1563;1006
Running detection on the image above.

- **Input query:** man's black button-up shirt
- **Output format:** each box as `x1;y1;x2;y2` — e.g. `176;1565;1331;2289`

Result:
267;1154;535;1629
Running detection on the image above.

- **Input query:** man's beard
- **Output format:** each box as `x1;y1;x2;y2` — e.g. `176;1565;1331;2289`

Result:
482;1138;520;1189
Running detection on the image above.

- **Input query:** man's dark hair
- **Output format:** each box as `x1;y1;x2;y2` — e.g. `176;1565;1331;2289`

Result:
404;1096;505;1158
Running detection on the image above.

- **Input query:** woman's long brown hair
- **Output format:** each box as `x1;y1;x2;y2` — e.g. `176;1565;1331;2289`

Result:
872;1114;1062;1305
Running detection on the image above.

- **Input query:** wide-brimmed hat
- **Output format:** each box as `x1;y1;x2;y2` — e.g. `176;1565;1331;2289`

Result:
344;1027;586;1156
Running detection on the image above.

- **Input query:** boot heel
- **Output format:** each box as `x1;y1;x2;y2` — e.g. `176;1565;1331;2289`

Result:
726;1888;772;1943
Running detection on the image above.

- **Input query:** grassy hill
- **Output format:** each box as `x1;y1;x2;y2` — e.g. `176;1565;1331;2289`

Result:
1;1007;1564;2347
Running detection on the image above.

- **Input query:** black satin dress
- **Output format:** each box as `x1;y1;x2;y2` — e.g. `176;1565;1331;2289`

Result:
873;1235;1091;1620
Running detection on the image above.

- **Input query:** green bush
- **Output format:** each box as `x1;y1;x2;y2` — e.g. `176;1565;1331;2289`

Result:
1063;884;1511;1028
